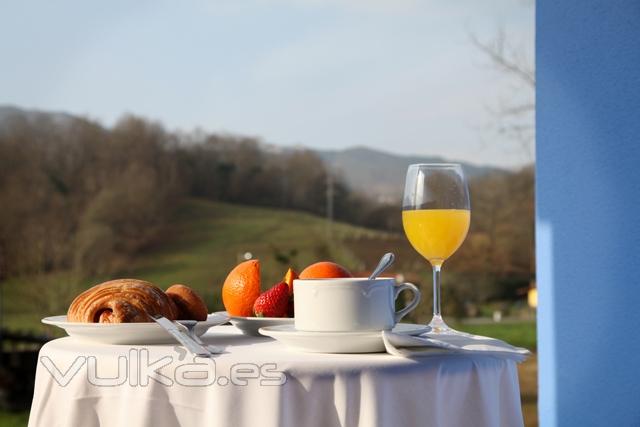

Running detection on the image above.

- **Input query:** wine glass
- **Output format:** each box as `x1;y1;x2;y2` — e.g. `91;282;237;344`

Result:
402;164;470;334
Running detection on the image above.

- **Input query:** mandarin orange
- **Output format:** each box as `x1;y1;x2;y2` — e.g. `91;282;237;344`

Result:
221;260;261;316
298;261;352;279
283;267;298;295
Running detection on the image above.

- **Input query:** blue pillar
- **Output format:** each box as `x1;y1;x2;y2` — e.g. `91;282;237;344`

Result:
537;1;640;425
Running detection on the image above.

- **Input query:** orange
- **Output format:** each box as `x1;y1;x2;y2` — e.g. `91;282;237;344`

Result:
283;267;298;295
222;260;261;316
298;261;352;279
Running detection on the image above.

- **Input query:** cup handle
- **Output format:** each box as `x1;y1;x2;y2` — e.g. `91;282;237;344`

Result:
393;282;421;323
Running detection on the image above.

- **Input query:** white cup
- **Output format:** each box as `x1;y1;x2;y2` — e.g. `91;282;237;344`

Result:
293;277;421;332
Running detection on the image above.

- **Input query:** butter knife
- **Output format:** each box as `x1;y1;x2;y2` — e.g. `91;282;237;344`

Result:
150;314;212;357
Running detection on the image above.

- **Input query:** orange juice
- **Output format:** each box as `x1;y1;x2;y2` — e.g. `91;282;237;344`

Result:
402;209;470;265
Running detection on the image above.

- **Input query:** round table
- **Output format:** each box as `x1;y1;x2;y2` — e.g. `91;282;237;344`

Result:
28;325;524;427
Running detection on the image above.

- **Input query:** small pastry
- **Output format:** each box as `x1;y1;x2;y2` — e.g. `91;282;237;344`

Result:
165;284;209;321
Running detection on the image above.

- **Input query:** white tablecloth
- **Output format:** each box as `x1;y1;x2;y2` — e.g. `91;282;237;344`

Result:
29;326;524;427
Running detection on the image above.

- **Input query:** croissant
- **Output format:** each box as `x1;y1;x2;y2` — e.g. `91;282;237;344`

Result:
67;279;177;323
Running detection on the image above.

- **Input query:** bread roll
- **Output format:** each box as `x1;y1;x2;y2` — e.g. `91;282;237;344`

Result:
166;284;208;321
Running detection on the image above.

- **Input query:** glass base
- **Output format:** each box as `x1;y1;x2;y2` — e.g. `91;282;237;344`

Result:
427;315;471;336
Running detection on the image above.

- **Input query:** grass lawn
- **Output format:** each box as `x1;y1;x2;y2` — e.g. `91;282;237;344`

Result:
0;411;29;427
454;320;537;351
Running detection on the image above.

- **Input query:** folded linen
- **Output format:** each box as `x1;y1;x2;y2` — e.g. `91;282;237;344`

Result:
382;330;531;362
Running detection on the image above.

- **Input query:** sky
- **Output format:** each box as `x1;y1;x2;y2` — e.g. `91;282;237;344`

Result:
0;0;534;168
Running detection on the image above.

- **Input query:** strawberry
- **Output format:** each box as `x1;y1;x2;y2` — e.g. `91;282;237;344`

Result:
253;282;290;318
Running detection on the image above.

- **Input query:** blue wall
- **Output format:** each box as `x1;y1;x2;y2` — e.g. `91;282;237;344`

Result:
537;1;640;425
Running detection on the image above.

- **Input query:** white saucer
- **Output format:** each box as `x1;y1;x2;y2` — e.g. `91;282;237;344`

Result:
42;312;229;345
259;323;429;353
215;311;294;336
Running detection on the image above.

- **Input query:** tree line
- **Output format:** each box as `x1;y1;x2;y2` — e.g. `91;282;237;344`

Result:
0;112;534;294
0;113;384;279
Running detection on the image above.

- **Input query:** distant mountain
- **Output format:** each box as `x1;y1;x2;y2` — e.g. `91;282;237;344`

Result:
0;105;25;124
0;105;76;132
315;146;503;203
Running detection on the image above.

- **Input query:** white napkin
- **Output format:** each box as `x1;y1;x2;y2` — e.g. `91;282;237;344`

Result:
382;330;531;362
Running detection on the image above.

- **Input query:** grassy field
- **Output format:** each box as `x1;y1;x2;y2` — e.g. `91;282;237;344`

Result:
3;198;536;336
125;199;385;309
2;199;387;332
455;320;537;351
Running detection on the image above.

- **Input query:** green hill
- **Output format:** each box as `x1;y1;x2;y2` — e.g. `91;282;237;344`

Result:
124;199;386;308
2;199;387;332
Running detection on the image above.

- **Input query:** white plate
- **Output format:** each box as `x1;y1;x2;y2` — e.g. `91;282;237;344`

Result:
216;311;294;336
42;312;229;345
259;323;429;353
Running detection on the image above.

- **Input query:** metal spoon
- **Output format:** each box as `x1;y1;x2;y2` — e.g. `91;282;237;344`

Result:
368;252;395;280
150;315;212;357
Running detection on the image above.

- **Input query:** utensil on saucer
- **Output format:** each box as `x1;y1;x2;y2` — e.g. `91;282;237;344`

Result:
150;315;213;357
178;320;203;342
369;252;395;280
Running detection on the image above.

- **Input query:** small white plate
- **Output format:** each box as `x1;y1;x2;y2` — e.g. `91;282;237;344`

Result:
259;323;429;353
215;311;294;336
42;312;229;345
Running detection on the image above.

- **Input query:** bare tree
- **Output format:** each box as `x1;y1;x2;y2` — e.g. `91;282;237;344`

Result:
471;26;535;160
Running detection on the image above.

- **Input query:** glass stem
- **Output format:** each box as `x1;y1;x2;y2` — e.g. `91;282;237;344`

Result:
432;263;442;318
